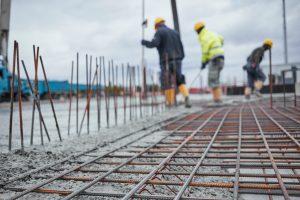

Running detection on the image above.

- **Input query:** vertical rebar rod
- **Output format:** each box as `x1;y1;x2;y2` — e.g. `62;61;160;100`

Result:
85;54;89;134
68;61;74;135
16;42;24;150
150;70;155;116
269;49;273;108
99;57;102;129
108;60;111;127
8;41;17;151
133;66;137;120
122;64;126;124
76;53;79;135
88;55;92;134
143;66;147;115
96;58;100;131
129;66;132;121
115;64;119;125
31;46;37;145
112;61;117;126
40;56;62;141
103;57;109;128
137;66;142;118
78;65;99;135
33;46;44;145
30;98;35;145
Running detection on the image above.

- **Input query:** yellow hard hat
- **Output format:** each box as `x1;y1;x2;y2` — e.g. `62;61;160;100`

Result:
154;17;165;29
194;21;205;31
263;39;273;48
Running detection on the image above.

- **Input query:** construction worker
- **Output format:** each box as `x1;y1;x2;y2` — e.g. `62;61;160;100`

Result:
141;17;191;108
243;39;273;99
194;22;224;103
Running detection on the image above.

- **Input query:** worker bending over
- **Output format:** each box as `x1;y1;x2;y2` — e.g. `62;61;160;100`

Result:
243;39;273;99
194;22;224;103
141;17;191;108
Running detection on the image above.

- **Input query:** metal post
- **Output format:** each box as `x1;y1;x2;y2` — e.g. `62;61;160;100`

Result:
282;0;288;64
269;49;273;108
8;40;17;151
141;0;145;75
171;0;180;34
68;61;74;135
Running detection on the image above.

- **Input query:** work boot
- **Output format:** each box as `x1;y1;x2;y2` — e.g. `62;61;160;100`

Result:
185;97;192;108
253;89;262;97
212;87;222;103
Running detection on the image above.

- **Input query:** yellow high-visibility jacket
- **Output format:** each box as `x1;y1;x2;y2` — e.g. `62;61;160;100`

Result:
198;28;224;63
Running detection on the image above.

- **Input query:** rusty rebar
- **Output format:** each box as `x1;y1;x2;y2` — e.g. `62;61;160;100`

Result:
40;56;62;142
96;58;100;131
8;41;17;151
16;42;24;150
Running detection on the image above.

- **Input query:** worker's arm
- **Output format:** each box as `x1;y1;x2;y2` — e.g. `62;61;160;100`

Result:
201;39;210;63
141;31;161;48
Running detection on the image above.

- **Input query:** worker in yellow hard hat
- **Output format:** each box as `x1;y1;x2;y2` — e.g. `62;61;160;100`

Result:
141;17;191;108
243;39;273;99
194;21;225;104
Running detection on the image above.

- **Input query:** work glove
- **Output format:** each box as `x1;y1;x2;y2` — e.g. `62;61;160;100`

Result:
141;39;147;46
201;62;207;70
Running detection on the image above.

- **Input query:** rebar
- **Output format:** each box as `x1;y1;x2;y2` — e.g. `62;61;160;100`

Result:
8;41;17;151
67;61;74;135
40;56;62;142
16;42;24;150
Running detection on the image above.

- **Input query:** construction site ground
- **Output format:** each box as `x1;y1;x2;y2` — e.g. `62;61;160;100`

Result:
0;94;299;200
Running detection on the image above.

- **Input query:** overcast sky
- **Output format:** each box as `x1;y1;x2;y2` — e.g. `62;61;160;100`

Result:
8;0;300;86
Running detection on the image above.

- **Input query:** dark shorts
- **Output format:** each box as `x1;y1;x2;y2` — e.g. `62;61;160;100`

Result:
246;62;266;87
